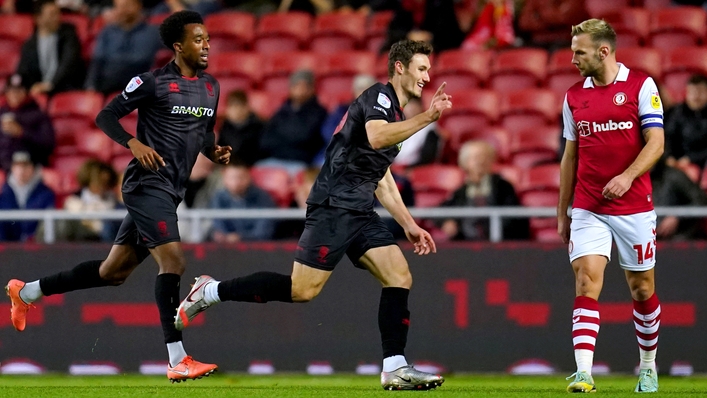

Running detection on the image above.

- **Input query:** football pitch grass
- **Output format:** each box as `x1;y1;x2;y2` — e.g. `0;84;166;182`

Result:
1;374;707;397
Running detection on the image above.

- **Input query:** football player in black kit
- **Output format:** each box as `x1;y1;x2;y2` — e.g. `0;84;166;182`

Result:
175;40;453;390
5;11;231;383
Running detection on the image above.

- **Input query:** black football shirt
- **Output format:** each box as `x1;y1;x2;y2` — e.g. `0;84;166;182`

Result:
307;82;404;211
99;61;219;201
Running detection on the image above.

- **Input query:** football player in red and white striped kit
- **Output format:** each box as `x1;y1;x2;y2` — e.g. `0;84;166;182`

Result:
557;19;664;393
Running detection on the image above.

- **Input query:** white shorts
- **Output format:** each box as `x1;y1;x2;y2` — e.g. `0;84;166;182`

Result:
568;208;657;271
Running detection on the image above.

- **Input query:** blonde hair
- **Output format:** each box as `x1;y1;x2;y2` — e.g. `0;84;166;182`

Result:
571;19;617;52
458;140;496;168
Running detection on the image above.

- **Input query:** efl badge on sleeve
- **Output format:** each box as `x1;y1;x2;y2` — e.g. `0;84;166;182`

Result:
377;93;391;109
125;76;143;93
651;91;661;109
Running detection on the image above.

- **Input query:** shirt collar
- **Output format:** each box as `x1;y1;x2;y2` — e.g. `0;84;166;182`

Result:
583;63;629;88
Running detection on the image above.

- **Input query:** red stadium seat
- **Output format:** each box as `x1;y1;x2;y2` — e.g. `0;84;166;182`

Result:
111;154;134;174
318;89;353;112
519;190;559;242
437;89;500;135
48;91;105;147
616;47;661;79
41;167;75;196
500;89;560;132
547;49;582;95
310;12;365;53
254;12;312;53
261;52;319;93
250;167;292;208
247;90;289;120
517;163;560;195
444;126;511;165
0;50;20;82
432;50;492;90
508;126;561;168
0;14;33;52
649;7;706;51
0;169;5;191
152;48;174;69
602;8;650;47
207;51;262;90
585;0;631;18
675;162;701;183
661;46;707;103
643;0;674;9
75;129;115;163
365;11;393;52
317;51;376;96
510;125;560;168
61;13;90;46
492;163;522;189
204;12;256;51
408;164;465;207
89;14;105;41
489;48;548;92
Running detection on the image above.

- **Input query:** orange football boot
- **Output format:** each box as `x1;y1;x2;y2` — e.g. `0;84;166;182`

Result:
167;356;218;383
5;279;33;332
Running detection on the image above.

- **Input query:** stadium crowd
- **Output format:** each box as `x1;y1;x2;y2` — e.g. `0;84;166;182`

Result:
1;0;707;243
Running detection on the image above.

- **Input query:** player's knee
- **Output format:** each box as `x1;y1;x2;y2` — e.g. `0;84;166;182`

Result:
630;282;654;301
383;270;412;289
291;284;322;303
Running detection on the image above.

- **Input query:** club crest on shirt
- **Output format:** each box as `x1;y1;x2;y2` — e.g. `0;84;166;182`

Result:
650;91;661;109
377;93;391;109
577;120;591;137
613;92;627;106
125;76;143;93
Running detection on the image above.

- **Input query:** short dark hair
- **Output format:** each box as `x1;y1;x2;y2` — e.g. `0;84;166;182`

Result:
159;10;204;51
33;0;55;15
387;40;433;79
227;90;248;106
687;74;707;86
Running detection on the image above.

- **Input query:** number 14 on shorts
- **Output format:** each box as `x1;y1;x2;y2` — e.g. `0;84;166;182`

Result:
633;240;655;265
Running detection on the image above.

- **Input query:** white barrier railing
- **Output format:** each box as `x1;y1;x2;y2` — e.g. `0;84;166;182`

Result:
0;206;705;243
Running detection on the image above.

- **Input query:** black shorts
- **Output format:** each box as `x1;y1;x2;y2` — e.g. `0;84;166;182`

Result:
294;204;397;271
114;185;181;262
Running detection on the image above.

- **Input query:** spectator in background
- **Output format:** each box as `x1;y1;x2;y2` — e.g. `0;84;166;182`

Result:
151;0;221;17
440;140;528;240
337;0;397;15
257;70;327;175
57;159;121;242
277;0;333;14
0;152;55;242
210;162;276;242
393;97;440;167
0;74;55;172
275;167;318;239
218;90;264;167
651;156;707;240
665;74;707;170
316;73;376;165
383;0;465;53
85;0;161;94
1;0;33;13
461;0;515;50
16;0;85;96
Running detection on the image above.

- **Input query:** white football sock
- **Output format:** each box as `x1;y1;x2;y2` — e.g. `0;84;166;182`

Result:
204;281;221;305
167;341;188;367
382;355;408;372
19;281;43;304
639;348;657;372
575;349;594;374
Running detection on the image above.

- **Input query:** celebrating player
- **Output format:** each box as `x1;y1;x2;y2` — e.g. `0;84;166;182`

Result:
174;40;451;391
558;19;664;393
5;11;231;383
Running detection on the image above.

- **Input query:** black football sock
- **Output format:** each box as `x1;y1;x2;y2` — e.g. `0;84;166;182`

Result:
379;287;410;358
39;260;110;296
155;273;183;344
217;272;293;303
